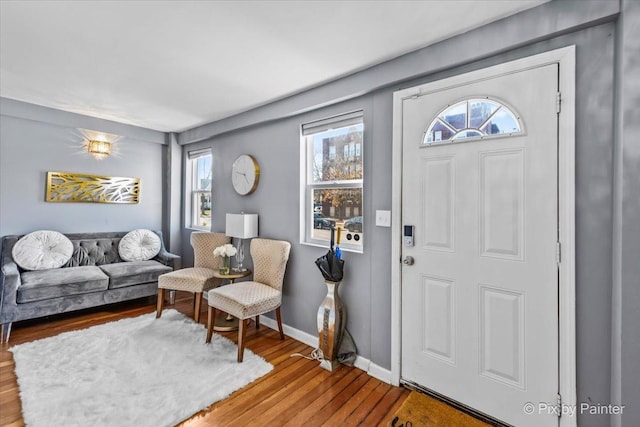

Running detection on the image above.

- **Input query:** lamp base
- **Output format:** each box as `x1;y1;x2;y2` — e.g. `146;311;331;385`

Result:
234;239;245;273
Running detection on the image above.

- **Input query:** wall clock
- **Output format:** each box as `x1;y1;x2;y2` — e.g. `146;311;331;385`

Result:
231;154;260;195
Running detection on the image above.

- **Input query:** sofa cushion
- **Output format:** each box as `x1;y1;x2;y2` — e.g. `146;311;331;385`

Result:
99;260;172;289
17;266;109;303
65;238;122;267
118;229;161;262
12;230;73;271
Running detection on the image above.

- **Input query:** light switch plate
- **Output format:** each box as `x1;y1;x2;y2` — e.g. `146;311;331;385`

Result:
376;210;391;227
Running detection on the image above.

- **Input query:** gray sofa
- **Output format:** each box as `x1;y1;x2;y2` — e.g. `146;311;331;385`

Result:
0;230;180;342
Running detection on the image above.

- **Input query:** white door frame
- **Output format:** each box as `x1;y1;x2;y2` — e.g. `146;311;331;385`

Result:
390;46;576;427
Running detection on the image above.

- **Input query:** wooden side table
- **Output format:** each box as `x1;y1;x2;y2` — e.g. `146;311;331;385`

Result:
207;269;251;331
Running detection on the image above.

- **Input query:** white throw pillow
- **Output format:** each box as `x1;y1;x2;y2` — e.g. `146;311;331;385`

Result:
118;229;161;261
12;230;74;271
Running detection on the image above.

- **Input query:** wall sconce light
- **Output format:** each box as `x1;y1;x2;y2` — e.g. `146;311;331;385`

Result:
87;140;112;157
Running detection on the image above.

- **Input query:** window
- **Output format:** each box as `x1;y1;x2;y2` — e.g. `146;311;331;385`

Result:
423;98;523;145
187;149;212;229
301;111;364;252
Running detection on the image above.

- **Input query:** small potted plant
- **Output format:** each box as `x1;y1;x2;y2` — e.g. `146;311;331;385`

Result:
213;244;237;275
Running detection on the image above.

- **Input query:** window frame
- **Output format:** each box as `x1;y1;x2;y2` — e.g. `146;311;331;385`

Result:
422;96;524;146
300;111;364;253
186;148;212;230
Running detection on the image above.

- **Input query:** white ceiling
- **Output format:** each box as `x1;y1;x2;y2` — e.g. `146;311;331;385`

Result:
0;1;547;133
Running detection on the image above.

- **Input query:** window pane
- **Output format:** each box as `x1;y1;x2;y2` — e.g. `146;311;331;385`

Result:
480;107;521;135
312;188;363;248
311;124;363;183
425;119;455;143
453;129;483;140
195;155;212;191
192;192;211;229
439;101;466;130
469;100;500;128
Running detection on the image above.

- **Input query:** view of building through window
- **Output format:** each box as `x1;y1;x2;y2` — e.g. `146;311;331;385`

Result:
424;98;522;144
303;113;363;250
189;151;212;229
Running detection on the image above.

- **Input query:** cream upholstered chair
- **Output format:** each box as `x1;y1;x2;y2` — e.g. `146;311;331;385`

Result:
206;238;291;362
156;232;230;323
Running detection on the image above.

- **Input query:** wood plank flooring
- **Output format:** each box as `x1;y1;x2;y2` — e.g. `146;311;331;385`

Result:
0;293;408;427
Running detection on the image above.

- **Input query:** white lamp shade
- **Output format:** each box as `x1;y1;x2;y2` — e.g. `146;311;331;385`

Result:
225;213;258;239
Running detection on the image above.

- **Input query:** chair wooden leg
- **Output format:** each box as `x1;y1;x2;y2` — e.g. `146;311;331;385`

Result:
206;306;215;343
255;315;260;329
238;319;248;362
276;307;285;340
156;288;165;318
194;292;203;323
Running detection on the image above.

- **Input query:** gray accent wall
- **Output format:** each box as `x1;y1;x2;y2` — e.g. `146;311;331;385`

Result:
0;99;167;236
163;132;183;256
178;1;638;426
614;1;640;426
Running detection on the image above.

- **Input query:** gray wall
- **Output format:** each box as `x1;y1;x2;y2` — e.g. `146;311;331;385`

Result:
614;1;640;426
0;99;167;236
178;1;638;426
162;132;183;255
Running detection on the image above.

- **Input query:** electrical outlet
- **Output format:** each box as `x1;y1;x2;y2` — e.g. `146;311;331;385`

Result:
376;210;391;227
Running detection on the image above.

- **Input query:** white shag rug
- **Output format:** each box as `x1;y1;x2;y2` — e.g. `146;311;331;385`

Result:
10;309;273;427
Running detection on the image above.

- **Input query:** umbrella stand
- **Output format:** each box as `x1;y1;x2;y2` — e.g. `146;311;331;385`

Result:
315;227;347;371
317;280;346;371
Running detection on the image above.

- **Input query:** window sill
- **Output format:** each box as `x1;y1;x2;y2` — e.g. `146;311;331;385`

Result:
186;226;210;232
300;240;363;255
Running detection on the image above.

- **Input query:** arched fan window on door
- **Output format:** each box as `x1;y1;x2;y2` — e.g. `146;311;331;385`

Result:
423;98;524;145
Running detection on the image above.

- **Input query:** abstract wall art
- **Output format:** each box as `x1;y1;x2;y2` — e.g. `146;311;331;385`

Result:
45;171;140;204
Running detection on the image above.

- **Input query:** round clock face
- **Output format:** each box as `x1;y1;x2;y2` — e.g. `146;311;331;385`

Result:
231;154;260;195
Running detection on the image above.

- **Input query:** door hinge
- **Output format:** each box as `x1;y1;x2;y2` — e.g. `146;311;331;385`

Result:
556;241;562;265
557;393;563;418
556;91;562;113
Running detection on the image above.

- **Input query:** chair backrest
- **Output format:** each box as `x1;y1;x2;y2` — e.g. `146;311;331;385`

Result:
190;232;230;270
250;238;291;291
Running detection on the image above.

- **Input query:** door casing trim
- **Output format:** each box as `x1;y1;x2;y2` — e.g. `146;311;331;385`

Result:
390;46;576;427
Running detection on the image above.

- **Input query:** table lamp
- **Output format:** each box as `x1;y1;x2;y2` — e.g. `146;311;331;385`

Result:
225;213;258;272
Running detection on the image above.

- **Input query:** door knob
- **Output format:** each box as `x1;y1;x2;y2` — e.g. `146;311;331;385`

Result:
403;256;415;265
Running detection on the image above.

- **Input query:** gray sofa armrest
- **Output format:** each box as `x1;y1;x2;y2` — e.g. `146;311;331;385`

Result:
155;250;181;270
1;243;21;323
151;230;181;270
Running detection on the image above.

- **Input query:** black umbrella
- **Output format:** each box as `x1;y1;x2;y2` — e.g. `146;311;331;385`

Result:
314;227;344;282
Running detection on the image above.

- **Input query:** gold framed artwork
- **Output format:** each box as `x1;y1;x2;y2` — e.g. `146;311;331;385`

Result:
46;171;140;204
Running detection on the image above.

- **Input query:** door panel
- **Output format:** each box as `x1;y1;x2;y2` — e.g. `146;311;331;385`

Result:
479;149;524;260
422;156;455;251
401;64;559;427
479;285;525;388
421;275;456;363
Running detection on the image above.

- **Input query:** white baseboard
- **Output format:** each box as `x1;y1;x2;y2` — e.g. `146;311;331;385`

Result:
258;315;318;349
258;315;392;384
366;361;392;384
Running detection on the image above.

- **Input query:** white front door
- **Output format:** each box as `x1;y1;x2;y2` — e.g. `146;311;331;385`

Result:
400;63;559;427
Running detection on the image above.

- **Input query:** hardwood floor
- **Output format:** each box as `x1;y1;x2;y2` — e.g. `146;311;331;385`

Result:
0;293;408;427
